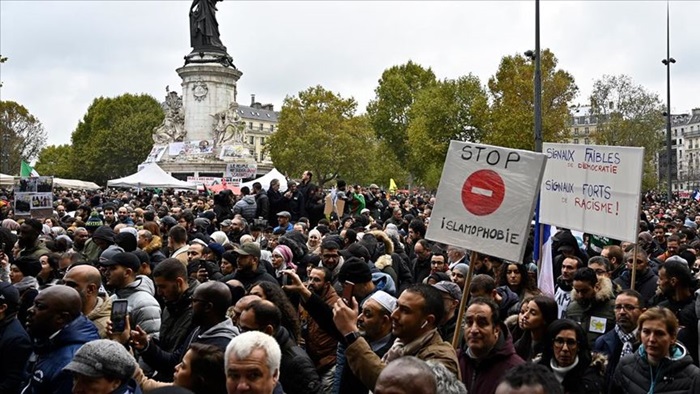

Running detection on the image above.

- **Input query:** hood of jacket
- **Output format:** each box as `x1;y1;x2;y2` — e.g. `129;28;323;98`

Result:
372;271;397;297
34;314;100;354
115;276;155;299
199;318;239;340
496;285;520;310
143;235;163;255
570;276;615;305
368;230;394;255
87;294;112;321
637;341;689;363
240;195;256;205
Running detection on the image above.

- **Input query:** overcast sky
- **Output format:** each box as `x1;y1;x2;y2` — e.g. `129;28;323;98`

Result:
1;1;698;147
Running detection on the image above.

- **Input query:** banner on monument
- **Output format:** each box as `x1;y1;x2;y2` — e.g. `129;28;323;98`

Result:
219;145;252;160
187;176;241;188
226;163;257;179
426;141;547;262
168;141;214;155
540;143;644;242
145;145;168;163
13;176;54;219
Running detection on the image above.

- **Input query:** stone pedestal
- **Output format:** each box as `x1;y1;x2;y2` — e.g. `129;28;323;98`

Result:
177;59;243;142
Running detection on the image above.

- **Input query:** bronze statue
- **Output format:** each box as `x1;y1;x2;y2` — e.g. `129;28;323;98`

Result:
190;0;226;52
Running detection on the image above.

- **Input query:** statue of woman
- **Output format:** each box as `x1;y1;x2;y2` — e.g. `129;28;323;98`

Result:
190;0;226;51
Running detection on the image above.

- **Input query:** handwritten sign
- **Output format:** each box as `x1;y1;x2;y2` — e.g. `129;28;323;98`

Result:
426;141;547;262
226;163;258;179
540;143;644;242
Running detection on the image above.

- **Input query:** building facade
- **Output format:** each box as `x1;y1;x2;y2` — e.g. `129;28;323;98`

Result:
669;108;700;191
237;94;279;165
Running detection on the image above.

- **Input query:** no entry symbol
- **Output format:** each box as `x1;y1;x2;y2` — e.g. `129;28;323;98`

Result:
461;169;505;216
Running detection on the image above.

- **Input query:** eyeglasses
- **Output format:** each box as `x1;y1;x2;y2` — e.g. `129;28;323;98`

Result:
614;304;640;312
553;338;578;348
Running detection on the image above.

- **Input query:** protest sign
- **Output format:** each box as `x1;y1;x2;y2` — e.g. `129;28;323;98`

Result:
426;141;547;262
539;143;644;242
14;176;54;219
226;163;258;179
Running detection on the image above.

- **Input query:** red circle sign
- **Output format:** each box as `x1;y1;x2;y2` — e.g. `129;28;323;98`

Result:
461;169;505;216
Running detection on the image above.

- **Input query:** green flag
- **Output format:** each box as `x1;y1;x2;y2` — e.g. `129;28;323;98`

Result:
20;161;39;177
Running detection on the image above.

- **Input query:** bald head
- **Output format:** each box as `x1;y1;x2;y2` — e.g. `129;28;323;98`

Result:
65;264;103;287
195;281;232;315
375;357;437;394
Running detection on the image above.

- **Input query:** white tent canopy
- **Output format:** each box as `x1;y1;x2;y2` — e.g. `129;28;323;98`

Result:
0;173;14;188
240;168;288;192
107;164;197;190
53;178;101;190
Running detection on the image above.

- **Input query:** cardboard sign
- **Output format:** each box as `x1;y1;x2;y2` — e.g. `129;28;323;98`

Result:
539;143;644;242
426;141;547;262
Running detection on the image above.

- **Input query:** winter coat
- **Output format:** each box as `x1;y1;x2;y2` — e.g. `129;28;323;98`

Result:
142;236;166;266
233;195;257;223
255;190;270;222
458;325;525;394
141;318;239;375
303;285;340;371
274;326;321;394
158;280;198;354
0;316;32;394
612;342;700;394
613;268;658;304
594;326;640;394
112;276;161;337
22;315;100;394
86;294;112;338
496;285;520;321
538;352;606;394
347;329;460;391
232;262;279;291
566;278;616;348
412;255;432;284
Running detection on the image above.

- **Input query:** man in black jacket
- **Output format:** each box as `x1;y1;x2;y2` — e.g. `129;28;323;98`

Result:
239;299;321;394
0;282;32;394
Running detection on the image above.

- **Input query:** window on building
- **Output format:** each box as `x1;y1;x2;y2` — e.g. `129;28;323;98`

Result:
573;139;579;144
248;136;254;145
260;137;266;146
584;127;589;134
270;125;275;132
249;122;253;129
259;123;264;131
584;138;590;144
574;128;579;136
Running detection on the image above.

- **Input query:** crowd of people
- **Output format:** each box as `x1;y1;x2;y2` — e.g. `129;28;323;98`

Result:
1;175;700;394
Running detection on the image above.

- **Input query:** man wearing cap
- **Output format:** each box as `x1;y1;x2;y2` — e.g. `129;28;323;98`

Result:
62;265;113;339
103;252;161;336
274;211;294;233
231;242;278;290
64;339;139;394
17;219;50;261
332;283;459;391
0;282;32;393
433;281;462;343
23;286;100;394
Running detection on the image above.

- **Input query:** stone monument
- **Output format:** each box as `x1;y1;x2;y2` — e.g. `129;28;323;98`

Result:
147;0;257;181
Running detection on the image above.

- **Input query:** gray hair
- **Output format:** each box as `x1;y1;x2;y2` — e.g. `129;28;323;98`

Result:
225;331;281;376
427;360;467;394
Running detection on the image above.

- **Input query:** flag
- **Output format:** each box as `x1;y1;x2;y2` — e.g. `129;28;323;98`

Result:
389;178;397;194
20;161;39;177
694;189;700;201
535;223;557;297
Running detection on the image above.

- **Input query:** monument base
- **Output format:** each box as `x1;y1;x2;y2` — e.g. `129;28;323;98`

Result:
177;60;243;142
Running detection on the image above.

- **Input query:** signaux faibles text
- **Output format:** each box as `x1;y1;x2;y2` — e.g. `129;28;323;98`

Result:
544;146;622;216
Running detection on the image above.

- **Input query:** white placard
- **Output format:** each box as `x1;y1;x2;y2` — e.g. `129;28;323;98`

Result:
540;143;644;242
426;141;547;262
226;163;258;179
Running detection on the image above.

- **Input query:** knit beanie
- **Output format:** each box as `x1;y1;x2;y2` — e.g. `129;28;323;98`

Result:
14;256;43;278
64;339;137;381
84;210;103;232
338;257;372;284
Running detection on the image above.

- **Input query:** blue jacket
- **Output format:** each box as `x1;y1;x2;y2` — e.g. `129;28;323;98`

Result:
0;316;32;394
22;315;100;394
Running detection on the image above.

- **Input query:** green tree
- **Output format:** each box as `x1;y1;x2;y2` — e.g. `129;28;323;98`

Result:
266;86;377;185
589;74;664;190
34;144;74;178
367;61;437;168
485;49;578;150
71;94;163;184
406;75;490;187
0;100;47;175
0;55;7;88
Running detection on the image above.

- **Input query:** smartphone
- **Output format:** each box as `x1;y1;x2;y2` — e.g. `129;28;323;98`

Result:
111;300;129;333
281;273;289;286
342;281;355;305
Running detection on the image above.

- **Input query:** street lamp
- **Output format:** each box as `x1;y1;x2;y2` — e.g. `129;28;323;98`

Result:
662;2;675;201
